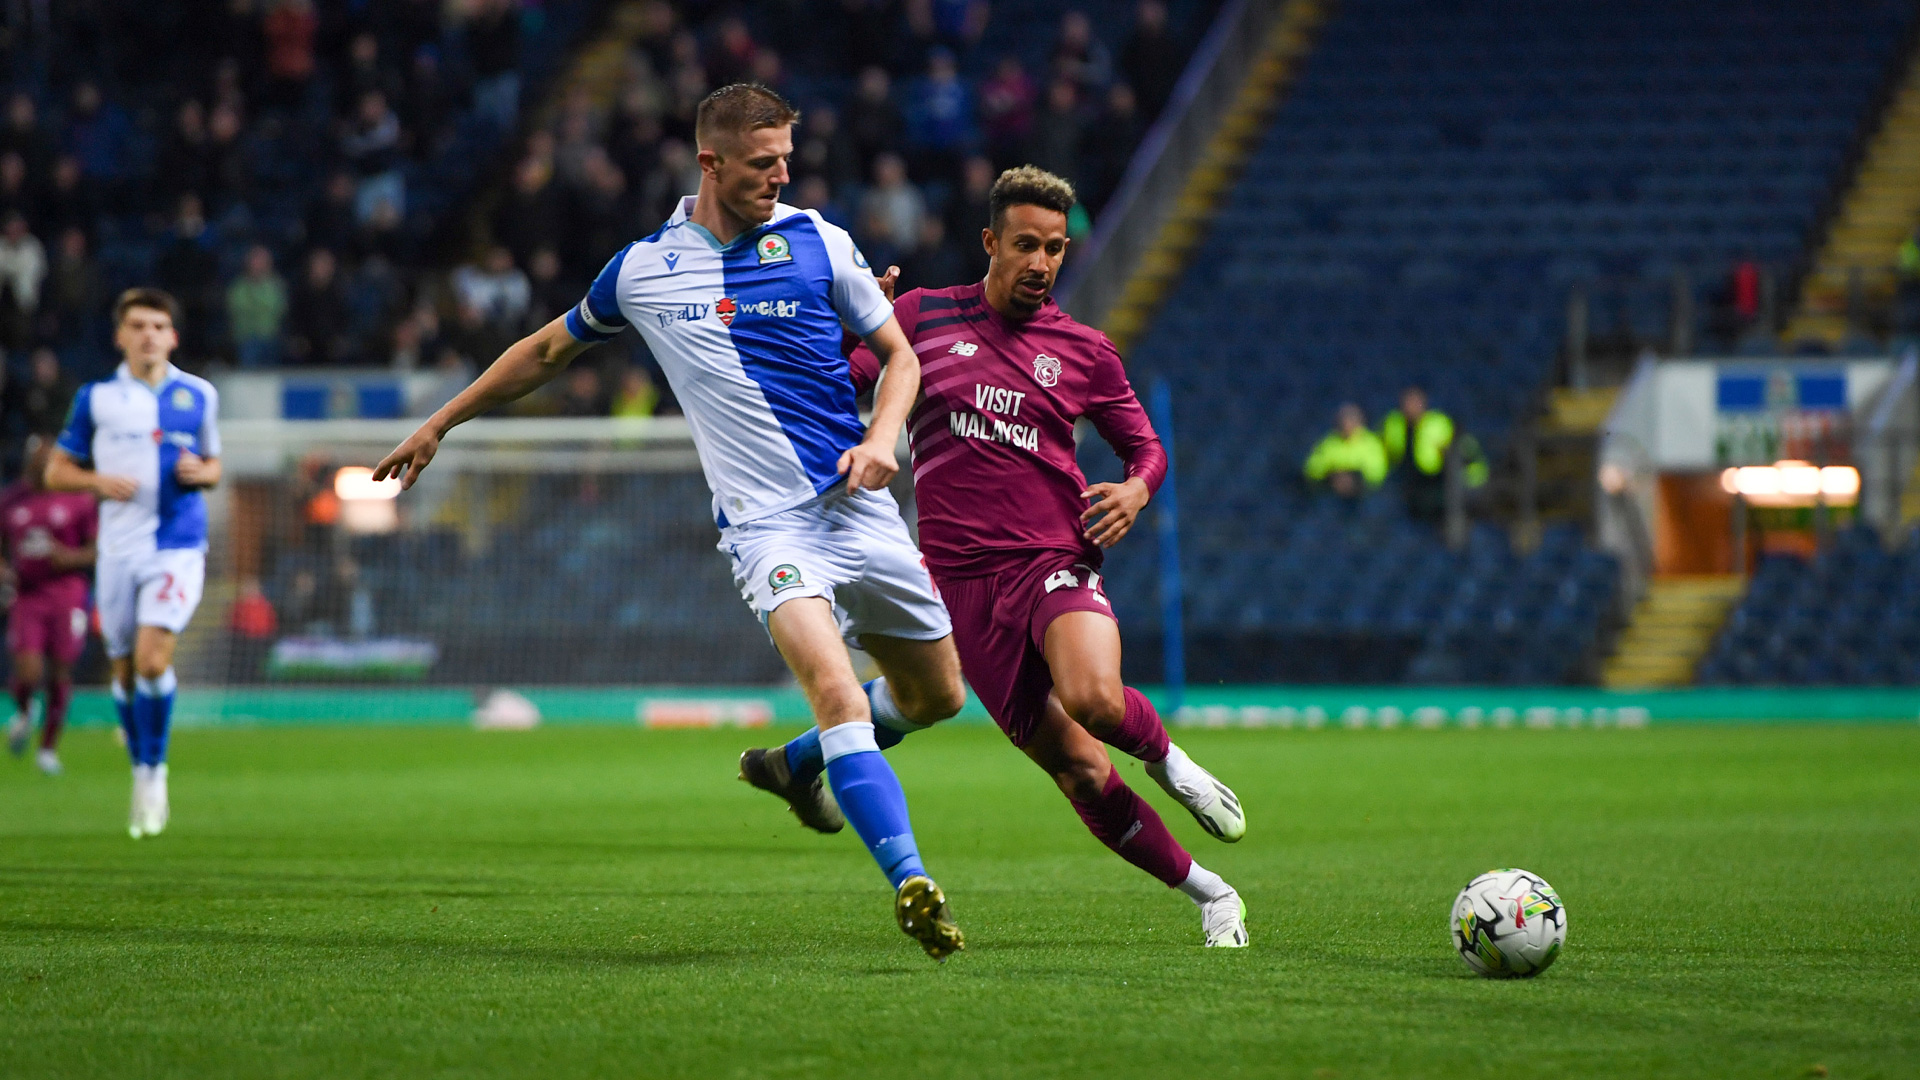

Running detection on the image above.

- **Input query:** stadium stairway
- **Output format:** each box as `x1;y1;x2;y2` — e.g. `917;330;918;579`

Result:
1786;35;1920;348
1101;0;1331;353
1601;575;1747;689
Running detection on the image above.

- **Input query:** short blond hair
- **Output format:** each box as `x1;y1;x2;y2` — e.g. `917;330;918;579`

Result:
988;166;1076;231
695;83;800;151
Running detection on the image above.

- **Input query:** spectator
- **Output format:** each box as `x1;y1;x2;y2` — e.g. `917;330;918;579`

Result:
792;176;851;230
556;364;607;417
1084;83;1145;210
262;0;320;111
1121;0;1182;122
62;82;131;183
468;0;524;129
906;48;976;179
978;57;1037;167
227;245;289;368
792;104;860;192
640;139;701;225
611;366;659;419
859;153;927;259
1381;386;1486;521
15;348;78;436
226;578;279;682
1052;10;1113;89
42;157;97;243
335;31;404;120
285;248;350;365
339;90;405;223
1030;80;1086;187
42;228;101;347
204;103;252;211
403;46;457;161
154;195;220;360
565;148;632;277
945;155;995;282
154;101;211;211
0;94;52;182
845;67;905;178
452;246;531;330
305;171;360;253
0;153;33;225
706;16;758;88
750;49;787;95
525;248;578;329
0;215;48;350
496;151;565;266
1304;402;1389;498
900;217;967;290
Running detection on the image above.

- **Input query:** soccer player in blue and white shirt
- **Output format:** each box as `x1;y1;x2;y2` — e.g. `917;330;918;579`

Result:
376;85;971;961
47;288;222;838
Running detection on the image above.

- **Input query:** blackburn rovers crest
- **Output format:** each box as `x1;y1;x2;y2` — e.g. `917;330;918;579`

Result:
1032;353;1061;388
769;564;804;592
757;233;792;264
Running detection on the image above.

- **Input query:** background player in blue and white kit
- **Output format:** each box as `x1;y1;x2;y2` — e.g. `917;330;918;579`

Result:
47;288;222;838
375;85;972;961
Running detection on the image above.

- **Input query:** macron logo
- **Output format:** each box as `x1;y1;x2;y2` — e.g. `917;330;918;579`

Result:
663;252;680;272
949;341;979;356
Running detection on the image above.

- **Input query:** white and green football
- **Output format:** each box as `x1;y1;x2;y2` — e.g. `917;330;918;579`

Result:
1450;868;1566;978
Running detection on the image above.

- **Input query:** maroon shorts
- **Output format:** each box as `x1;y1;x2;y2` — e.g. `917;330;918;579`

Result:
8;586;89;664
934;553;1116;749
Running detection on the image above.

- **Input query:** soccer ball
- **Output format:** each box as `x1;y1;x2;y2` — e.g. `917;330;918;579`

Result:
1450;868;1566;978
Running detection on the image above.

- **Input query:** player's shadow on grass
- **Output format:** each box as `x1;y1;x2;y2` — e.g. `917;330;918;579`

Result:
20;921;745;970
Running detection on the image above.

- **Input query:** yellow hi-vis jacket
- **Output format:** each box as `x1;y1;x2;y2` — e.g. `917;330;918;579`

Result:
1381;409;1489;487
1304;428;1390;487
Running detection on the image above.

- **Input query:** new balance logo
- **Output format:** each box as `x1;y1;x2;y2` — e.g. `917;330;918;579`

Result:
949;341;979;356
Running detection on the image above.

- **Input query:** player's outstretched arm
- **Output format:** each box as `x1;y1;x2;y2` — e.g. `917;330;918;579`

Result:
375;315;595;489
44;448;137;501
840;314;918;491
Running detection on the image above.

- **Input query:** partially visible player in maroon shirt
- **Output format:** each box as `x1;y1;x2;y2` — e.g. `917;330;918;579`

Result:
2;434;98;773
767;167;1250;946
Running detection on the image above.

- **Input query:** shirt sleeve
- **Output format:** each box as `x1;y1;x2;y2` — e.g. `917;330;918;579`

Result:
1082;334;1167;497
814;213;892;337
564;243;634;343
54;384;93;462
198;382;222;458
846;289;920;396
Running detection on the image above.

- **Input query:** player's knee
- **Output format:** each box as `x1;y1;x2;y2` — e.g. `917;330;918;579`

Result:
900;677;966;724
1058;684;1126;735
133;655;170;682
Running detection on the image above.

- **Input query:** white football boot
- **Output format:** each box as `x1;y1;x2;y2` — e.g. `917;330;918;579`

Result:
6;712;29;757
1146;743;1246;842
1200;888;1249;948
35;748;61;776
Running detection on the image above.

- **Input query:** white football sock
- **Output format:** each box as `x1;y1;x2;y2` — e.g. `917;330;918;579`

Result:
819;720;880;763
1177;862;1234;905
868;678;930;734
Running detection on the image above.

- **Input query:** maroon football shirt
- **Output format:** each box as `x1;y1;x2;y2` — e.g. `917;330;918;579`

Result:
0;481;97;596
850;282;1166;577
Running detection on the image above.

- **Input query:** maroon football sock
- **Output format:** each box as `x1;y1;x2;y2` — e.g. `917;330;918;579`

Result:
1068;767;1193;887
10;680;31;717
40;680;69;751
1095;686;1171;763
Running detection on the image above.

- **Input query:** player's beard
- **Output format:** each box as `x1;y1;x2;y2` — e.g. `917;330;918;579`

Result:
1008;273;1050;316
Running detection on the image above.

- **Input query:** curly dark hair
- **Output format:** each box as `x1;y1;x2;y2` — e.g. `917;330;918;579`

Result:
988;166;1076;231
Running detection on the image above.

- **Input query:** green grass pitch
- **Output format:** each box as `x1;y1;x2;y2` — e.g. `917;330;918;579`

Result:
2;723;1917;1079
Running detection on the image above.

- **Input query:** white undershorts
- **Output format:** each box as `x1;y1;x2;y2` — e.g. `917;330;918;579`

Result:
95;547;206;658
719;485;951;646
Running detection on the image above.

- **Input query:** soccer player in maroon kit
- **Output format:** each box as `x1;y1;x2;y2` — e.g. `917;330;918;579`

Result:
2;434;99;775
751;166;1249;946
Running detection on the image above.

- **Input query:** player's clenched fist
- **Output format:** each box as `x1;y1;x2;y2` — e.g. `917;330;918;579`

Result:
374;427;442;490
837;436;899;491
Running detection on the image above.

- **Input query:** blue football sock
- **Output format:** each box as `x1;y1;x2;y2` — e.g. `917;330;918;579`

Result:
784;679;916;784
133;669;178;767
821;722;926;888
112;681;136;765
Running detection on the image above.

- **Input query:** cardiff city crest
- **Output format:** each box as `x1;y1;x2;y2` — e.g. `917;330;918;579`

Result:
1032;353;1061;388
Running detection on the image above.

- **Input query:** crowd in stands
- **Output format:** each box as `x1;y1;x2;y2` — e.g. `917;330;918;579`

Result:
0;0;1209;430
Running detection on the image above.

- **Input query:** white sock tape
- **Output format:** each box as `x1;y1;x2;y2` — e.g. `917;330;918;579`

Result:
819;721;880;764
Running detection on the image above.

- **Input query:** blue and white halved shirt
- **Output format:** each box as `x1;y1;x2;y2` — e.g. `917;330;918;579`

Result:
565;197;893;526
56;362;221;558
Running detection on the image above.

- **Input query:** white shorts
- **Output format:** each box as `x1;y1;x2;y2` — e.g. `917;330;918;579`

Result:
96;547;206;658
719;486;951;646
